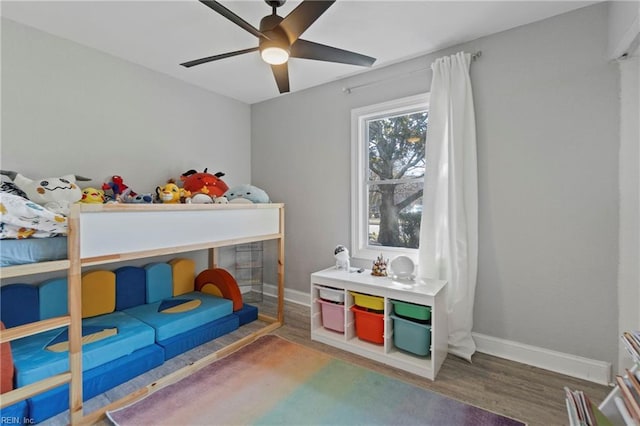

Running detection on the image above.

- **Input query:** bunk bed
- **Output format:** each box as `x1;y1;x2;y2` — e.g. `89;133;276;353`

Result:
0;202;285;424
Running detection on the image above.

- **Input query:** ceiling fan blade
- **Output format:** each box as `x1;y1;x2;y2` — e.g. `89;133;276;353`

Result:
199;0;268;40
180;47;259;68
279;0;335;44
271;63;290;94
290;39;376;67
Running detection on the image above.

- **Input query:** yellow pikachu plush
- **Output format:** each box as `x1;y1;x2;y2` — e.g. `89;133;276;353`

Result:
79;187;105;204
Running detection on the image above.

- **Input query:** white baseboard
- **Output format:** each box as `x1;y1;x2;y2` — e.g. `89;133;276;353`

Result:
263;283;311;307
260;285;611;385
473;332;612;385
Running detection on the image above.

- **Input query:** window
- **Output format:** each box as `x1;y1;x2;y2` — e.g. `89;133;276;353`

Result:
351;93;429;262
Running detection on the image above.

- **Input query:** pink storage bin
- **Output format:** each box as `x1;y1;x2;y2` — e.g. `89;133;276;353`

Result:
317;298;345;333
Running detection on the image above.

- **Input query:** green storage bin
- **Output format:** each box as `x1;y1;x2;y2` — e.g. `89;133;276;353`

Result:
390;314;431;356
391;300;431;321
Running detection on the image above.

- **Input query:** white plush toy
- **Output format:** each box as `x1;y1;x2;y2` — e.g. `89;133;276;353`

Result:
334;245;350;271
3;171;89;216
186;193;214;204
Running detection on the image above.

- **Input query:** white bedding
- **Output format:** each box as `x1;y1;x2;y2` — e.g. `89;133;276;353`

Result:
0;192;68;239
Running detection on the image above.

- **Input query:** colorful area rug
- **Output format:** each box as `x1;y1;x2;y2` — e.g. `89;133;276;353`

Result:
107;335;524;426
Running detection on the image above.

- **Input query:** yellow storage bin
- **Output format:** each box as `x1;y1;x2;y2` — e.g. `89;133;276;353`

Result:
350;292;384;311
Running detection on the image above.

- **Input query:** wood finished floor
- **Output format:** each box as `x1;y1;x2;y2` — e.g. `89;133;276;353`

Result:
263;298;611;426
46;296;611;426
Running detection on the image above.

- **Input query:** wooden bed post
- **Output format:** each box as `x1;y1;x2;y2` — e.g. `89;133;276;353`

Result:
277;206;285;324
68;204;84;424
209;247;219;269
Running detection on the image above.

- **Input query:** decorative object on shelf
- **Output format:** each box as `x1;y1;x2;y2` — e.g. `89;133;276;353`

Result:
371;254;388;276
334;245;350;271
224;184;270;204
390;255;415;280
120;188;153;204
179;168;229;198
185;193;214;204
79;187;106;204
2;170;90;216
101;175;133;200
155;180;190;204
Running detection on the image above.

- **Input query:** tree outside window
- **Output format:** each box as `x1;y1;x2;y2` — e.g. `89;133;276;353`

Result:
351;93;429;261
367;111;427;249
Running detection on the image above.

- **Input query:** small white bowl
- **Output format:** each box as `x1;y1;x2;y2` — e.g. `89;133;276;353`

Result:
390;256;415;280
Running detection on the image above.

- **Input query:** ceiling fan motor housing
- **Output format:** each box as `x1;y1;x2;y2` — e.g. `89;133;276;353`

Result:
259;14;289;53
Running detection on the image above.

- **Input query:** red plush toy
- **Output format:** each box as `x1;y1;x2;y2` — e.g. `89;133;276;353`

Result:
102;175;134;197
180;169;229;198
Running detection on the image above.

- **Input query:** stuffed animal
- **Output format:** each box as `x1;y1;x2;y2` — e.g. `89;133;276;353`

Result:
1;170;90;215
79;187;105;204
102;175;134;200
120;188;153;204
334;245;350;271
156;180;190;204
186;193;214;204
180;169;229;198
224;184;270;204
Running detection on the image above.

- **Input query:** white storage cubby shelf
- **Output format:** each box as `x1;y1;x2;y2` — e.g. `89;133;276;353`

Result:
597;364;638;425
310;267;448;380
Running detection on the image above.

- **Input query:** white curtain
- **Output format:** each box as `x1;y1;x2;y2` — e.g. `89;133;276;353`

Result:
418;51;478;362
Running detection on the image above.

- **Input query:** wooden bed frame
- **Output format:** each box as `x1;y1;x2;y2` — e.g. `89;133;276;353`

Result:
0;203;285;425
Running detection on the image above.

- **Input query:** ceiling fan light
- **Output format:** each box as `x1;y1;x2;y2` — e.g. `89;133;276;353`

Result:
261;46;289;65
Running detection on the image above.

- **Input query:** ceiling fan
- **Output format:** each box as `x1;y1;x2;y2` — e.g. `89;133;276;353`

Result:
181;0;376;94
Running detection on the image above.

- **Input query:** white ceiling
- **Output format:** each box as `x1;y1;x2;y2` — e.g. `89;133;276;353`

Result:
1;1;596;104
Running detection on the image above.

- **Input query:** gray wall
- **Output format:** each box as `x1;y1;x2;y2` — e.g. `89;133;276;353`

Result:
1;18;251;193
1;18;252;275
251;3;619;363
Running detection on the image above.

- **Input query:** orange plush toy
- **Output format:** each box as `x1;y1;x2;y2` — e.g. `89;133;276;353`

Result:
180;169;229;198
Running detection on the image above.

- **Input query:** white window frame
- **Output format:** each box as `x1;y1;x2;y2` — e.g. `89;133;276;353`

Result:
350;93;429;263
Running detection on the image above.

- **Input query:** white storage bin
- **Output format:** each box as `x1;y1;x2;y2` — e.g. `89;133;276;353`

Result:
317;286;345;304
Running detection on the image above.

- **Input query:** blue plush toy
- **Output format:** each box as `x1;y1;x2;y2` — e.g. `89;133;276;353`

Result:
120;188;153;204
224;184;270;204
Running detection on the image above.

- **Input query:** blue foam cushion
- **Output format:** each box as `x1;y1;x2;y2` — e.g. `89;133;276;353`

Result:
115;266;146;310
124;292;232;341
234;304;259;326
159;315;239;360
145;263;173;303
0;400;29;424
11;311;155;387
39;278;68;320
1;284;39;328
27;344;164;423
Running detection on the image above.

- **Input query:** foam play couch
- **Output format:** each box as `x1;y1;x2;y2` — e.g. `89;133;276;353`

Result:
0;258;257;423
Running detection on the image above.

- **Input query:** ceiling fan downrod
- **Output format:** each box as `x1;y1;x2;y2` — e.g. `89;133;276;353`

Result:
265;0;286;15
